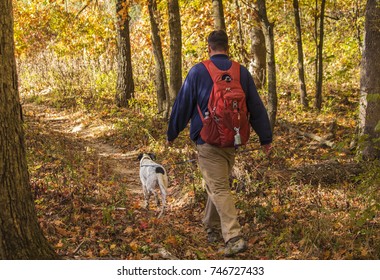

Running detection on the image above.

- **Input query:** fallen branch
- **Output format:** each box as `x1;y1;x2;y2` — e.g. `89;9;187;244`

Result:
73;239;86;255
158;247;179;260
80;206;127;212
279;121;335;148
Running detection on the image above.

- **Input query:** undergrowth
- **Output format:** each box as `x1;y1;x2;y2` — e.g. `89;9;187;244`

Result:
20;54;379;260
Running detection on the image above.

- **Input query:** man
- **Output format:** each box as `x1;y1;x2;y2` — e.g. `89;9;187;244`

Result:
166;30;273;257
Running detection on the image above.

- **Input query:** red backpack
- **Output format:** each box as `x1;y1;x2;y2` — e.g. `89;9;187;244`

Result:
197;60;250;148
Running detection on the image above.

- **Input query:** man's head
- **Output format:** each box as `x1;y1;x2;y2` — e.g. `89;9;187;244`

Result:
207;30;229;53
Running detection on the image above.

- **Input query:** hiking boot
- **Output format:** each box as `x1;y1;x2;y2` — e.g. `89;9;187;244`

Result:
207;230;221;243
219;237;247;257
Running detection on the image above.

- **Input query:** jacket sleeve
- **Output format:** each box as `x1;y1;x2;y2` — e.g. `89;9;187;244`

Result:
167;67;198;142
241;67;273;145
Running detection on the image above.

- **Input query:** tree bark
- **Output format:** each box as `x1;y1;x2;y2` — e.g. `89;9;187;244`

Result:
235;0;249;65
212;0;226;31
314;0;326;110
256;0;277;131
115;0;135;107
0;0;59;259
293;0;308;108
249;9;266;90
148;0;169;117
359;0;380;160
168;0;182;112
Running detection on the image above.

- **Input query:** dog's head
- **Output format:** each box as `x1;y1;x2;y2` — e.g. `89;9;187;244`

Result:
137;153;156;162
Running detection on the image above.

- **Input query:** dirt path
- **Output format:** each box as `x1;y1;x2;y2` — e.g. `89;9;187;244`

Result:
23;103;142;192
23;101;210;260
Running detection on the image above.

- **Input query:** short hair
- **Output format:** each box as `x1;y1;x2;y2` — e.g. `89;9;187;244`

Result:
207;30;228;51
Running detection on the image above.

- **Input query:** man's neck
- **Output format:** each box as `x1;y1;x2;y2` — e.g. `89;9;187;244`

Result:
210;51;227;56
208;46;228;57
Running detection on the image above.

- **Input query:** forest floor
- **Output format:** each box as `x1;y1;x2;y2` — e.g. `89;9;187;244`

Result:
22;92;380;260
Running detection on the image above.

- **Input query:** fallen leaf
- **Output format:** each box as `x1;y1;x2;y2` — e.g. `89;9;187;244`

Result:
55;240;64;248
99;248;109;257
124;226;134;235
129;241;138;252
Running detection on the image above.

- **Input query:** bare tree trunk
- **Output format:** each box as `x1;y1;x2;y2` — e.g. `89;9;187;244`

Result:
148;0;169;117
212;0;226;31
115;0;134;107
0;0;59;259
314;0;326;110
293;0;308;108
168;0;182;112
359;0;380;160
235;0;250;66
256;0;277;131
249;9;266;89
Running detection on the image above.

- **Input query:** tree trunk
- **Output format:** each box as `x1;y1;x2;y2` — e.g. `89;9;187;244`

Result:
0;0;59;259
249;9;266;89
212;0;226;31
314;0;326;110
148;0;169;117
359;0;380;160
256;0;277;131
235;0;250;66
168;0;182;112
293;0;308;108
115;0;135;107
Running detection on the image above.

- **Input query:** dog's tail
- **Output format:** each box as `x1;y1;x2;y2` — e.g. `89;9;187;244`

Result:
156;172;168;201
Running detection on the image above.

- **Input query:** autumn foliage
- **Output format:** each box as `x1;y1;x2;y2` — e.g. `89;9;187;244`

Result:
13;0;380;259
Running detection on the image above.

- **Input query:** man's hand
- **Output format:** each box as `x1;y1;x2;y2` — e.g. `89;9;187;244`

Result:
261;144;272;157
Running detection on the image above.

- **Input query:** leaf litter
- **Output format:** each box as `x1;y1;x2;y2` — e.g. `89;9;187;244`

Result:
23;97;380;260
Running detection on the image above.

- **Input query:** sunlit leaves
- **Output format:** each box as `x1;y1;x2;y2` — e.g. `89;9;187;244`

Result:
13;0;116;58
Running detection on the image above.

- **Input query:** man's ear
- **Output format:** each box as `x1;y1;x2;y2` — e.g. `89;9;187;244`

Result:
207;45;212;55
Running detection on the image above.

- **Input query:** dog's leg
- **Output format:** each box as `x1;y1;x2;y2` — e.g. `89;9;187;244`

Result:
157;208;165;219
153;190;160;206
145;176;157;210
143;188;150;209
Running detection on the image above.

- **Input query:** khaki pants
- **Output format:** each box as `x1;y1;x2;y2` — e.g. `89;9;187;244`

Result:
197;143;242;243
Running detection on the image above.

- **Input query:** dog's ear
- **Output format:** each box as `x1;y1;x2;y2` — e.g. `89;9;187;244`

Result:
137;153;143;161
148;153;156;160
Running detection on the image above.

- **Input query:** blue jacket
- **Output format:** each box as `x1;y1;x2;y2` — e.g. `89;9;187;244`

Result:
167;54;273;146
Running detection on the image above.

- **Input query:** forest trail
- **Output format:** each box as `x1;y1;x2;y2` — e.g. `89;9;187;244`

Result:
22;100;376;260
23;100;210;260
23;102;142;193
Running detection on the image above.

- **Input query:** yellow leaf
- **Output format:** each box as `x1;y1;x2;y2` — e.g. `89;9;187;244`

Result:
110;244;117;250
129;241;138;252
273;205;282;213
361;248;368;257
124;226;134;235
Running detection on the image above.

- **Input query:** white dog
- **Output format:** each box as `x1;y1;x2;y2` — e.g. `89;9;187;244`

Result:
138;153;168;218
